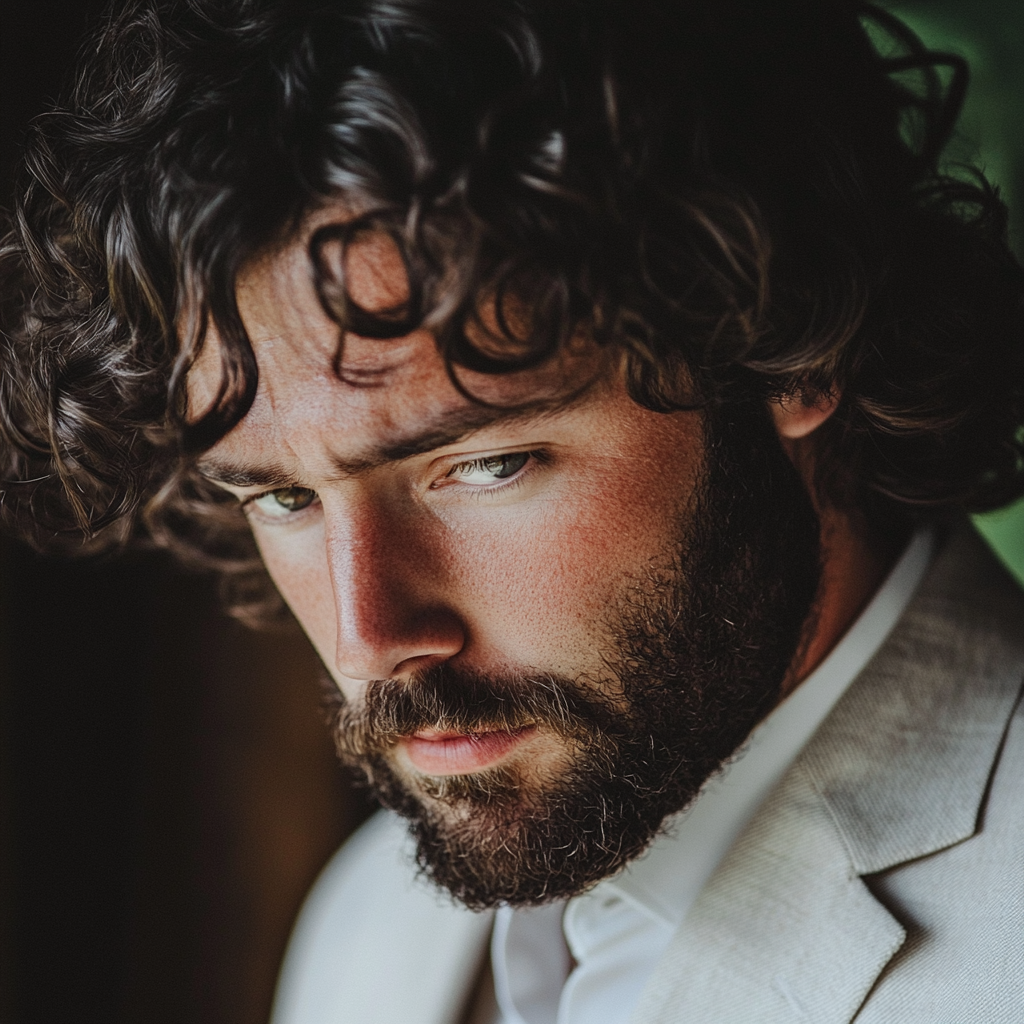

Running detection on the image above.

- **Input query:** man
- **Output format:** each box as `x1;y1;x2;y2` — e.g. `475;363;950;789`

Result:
1;0;1022;1021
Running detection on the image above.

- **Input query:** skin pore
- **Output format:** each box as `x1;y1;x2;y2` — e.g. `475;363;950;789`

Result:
188;212;893;904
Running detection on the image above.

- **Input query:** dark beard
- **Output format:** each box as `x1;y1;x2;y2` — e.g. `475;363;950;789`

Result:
322;402;821;909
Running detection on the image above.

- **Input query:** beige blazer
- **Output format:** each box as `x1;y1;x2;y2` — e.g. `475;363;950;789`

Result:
271;525;1024;1024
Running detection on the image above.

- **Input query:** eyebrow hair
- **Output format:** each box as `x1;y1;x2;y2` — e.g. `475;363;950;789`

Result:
194;389;593;489
195;460;294;488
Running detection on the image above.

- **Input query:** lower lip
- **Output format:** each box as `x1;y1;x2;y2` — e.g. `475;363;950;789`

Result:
402;726;536;775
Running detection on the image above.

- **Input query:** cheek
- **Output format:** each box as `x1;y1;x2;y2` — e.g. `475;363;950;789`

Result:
442;448;699;673
252;521;349;684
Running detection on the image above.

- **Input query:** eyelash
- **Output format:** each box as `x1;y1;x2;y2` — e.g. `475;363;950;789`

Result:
439;449;548;494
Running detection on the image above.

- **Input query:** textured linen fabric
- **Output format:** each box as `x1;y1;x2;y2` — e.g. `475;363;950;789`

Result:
853;700;1024;1022
491;530;936;1024
271;523;1024;1024
630;525;1024;1024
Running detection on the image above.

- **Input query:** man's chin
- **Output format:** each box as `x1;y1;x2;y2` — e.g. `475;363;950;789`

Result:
356;743;677;910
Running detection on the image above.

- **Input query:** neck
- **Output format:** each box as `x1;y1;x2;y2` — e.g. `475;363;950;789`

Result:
780;488;903;699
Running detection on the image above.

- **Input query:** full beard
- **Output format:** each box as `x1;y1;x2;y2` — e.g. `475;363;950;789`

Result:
323;401;822;909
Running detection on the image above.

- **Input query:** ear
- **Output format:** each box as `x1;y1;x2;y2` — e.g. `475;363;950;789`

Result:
769;388;840;439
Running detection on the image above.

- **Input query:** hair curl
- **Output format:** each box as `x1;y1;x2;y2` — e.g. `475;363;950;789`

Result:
1;0;1022;623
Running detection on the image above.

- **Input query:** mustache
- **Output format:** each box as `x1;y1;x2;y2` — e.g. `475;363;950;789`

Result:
322;664;623;761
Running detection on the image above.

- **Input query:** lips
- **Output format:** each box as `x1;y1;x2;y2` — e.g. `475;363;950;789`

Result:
401;725;536;775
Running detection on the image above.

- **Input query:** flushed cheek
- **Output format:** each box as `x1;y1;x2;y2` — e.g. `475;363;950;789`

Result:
441;474;689;676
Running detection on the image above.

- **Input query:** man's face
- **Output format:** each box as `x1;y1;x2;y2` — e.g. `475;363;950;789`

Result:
191;219;820;907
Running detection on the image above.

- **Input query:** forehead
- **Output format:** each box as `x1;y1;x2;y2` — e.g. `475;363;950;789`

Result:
187;214;609;466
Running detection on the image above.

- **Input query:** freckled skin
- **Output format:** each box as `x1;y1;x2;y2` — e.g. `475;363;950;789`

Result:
189;210;888;783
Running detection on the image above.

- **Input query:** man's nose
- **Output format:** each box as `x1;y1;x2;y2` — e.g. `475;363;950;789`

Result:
323;494;465;681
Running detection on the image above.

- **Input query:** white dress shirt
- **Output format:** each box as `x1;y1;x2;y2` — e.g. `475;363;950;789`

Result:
491;529;936;1024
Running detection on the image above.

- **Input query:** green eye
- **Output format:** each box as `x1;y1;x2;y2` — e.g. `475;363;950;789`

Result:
251;487;318;517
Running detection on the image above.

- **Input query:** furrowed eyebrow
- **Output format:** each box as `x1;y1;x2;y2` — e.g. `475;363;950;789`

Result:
195;383;598;488
328;402;563;475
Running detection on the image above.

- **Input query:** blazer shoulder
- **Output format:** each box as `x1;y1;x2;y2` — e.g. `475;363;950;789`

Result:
271;811;492;1024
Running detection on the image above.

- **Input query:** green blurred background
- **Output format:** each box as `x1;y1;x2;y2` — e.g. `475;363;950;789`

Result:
887;0;1024;582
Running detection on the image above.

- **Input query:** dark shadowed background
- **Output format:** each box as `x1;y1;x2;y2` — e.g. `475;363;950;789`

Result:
0;2;1021;1023
0;12;368;1024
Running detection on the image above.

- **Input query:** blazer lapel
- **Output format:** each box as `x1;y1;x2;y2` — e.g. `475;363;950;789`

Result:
631;526;1024;1024
630;759;906;1024
799;526;1024;876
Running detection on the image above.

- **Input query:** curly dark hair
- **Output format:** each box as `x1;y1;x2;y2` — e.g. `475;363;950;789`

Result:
1;0;1022;623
